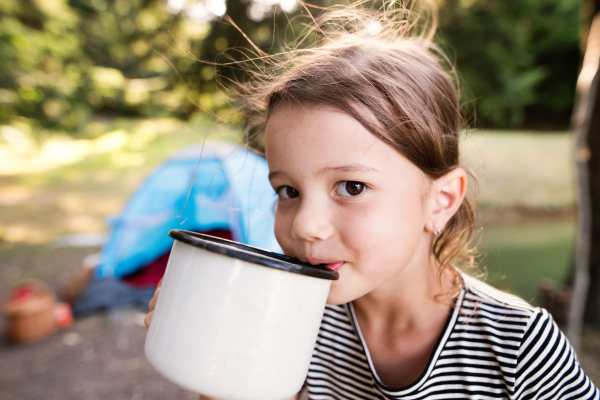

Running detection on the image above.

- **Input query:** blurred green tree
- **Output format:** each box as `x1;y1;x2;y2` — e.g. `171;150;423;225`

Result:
437;0;580;129
0;0;584;134
0;0;92;132
68;0;189;119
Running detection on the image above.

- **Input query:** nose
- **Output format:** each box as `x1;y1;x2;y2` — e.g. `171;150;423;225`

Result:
291;196;334;242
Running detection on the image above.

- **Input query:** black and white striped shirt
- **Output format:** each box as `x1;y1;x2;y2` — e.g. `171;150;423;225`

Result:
304;275;599;399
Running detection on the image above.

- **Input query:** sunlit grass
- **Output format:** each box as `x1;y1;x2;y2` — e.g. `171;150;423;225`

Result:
0;116;242;175
0;117;243;242
462;130;574;210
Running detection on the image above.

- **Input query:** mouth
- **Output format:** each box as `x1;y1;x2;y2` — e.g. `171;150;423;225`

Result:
299;257;345;272
325;262;344;272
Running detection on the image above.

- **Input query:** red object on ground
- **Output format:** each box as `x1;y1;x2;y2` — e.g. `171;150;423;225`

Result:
53;302;74;328
11;287;35;302
4;279;57;344
122;229;234;287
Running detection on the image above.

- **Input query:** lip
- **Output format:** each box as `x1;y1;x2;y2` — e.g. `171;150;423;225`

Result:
325;262;344;272
299;257;344;269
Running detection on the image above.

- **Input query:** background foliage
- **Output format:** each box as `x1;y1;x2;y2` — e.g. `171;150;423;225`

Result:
438;0;581;129
0;0;582;136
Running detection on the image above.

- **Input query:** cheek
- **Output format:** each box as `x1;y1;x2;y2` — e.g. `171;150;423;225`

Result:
337;199;402;243
341;194;425;258
273;208;293;254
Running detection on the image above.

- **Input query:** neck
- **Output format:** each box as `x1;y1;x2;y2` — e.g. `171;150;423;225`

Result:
352;250;455;332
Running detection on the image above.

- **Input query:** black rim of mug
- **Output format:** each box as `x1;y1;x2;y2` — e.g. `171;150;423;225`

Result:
168;229;339;280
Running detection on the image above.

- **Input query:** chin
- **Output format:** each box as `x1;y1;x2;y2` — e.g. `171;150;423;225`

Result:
325;287;357;306
326;298;347;306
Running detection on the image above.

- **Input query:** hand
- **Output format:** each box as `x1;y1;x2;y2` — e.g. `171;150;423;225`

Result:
144;278;162;328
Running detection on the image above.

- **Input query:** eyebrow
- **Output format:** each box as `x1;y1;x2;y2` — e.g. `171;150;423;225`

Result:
319;164;380;175
268;164;379;181
268;171;284;181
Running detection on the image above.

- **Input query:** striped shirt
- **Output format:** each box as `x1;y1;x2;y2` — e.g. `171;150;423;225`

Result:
303;275;599;399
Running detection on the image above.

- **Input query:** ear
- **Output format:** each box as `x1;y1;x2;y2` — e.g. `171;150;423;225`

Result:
426;168;468;234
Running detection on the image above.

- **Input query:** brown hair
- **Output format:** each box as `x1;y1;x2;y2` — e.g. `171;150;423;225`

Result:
237;1;477;293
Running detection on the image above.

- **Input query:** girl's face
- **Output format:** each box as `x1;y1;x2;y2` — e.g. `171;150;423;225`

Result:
265;105;435;305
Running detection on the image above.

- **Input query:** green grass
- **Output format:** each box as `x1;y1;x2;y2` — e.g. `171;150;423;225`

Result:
477;219;575;304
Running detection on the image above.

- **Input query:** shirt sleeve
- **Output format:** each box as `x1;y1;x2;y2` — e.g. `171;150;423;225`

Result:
513;308;599;400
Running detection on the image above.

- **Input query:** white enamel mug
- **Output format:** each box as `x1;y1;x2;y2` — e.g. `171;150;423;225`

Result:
145;230;338;400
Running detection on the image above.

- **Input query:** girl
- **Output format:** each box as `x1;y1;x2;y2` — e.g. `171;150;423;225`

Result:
146;2;599;399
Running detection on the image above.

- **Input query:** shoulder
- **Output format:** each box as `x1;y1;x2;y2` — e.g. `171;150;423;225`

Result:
462;273;535;312
450;275;541;385
512;304;598;399
458;274;540;337
460;275;599;399
459;274;571;354
459;275;565;346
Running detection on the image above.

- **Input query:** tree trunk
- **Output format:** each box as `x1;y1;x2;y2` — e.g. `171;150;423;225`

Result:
570;12;600;348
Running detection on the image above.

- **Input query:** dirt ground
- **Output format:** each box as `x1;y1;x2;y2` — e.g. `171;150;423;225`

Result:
0;310;198;400
0;244;199;400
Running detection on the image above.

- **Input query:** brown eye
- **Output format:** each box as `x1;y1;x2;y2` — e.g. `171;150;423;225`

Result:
277;186;299;200
336;181;366;197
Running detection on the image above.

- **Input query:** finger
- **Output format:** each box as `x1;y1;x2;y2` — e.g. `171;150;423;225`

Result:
148;286;160;311
144;310;153;329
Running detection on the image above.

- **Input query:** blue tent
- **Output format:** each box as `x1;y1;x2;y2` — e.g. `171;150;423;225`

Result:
94;142;281;279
